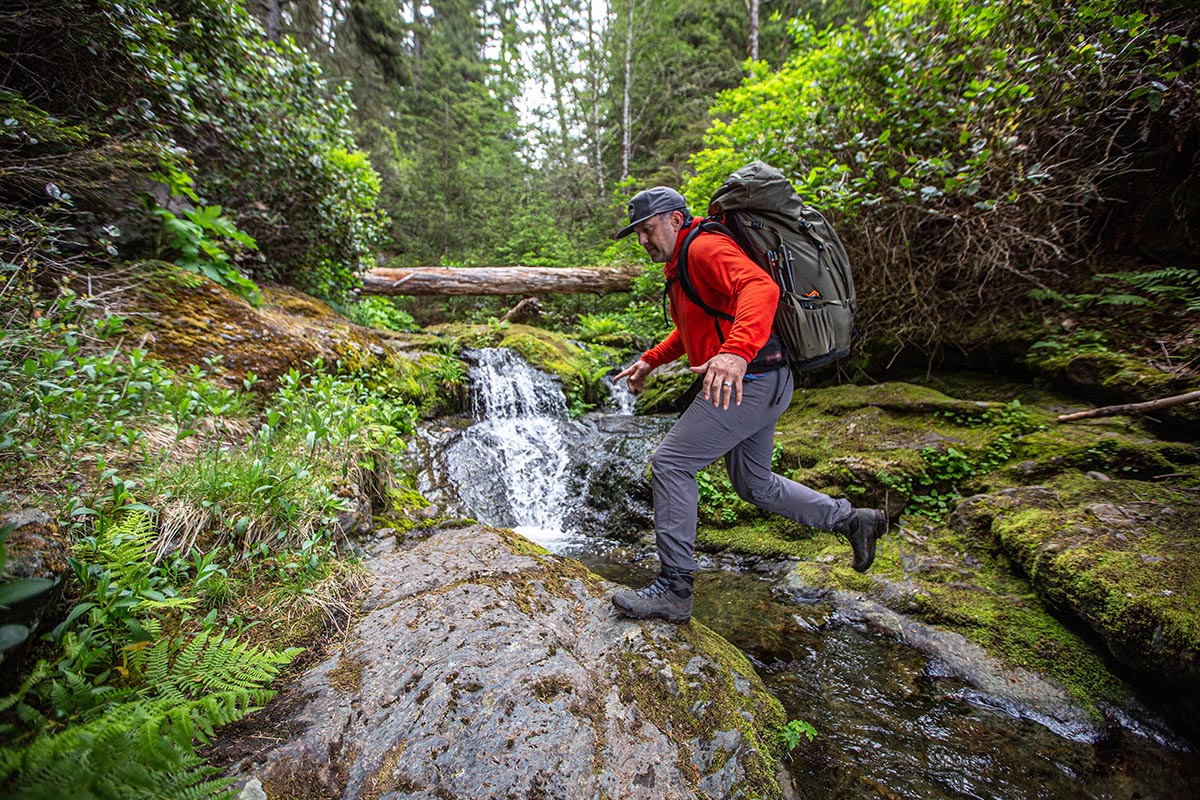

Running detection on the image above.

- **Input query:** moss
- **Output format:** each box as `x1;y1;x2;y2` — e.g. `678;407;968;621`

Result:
350;349;467;418
495;527;551;558
697;518;812;560
992;496;1200;665
634;368;697;415
359;740;419;800
1012;424;1192;480
911;582;1128;709
328;653;366;693
611;621;786;800
426;322;614;414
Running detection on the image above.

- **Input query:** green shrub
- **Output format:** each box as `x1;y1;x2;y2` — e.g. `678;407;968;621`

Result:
688;0;1198;350
1;0;387;301
0;512;300;800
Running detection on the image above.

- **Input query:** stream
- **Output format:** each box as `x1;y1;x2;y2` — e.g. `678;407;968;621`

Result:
405;348;1200;799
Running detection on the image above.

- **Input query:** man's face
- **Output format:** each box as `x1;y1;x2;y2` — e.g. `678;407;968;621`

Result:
634;211;682;263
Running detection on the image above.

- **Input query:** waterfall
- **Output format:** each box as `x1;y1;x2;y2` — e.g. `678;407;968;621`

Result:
443;349;577;549
407;347;662;553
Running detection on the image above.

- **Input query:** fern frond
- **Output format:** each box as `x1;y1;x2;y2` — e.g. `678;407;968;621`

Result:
1097;268;1200;308
136;628;300;702
1095;293;1153;307
0;698;237;799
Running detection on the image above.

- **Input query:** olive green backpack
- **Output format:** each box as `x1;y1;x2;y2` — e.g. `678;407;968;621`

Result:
676;161;857;371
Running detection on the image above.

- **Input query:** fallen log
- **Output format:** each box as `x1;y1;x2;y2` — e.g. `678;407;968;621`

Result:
359;265;641;296
1056;389;1200;422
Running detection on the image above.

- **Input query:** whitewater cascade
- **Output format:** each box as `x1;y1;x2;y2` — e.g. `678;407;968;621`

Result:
442;348;577;548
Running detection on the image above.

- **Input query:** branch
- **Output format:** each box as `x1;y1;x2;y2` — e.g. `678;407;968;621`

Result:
1056;390;1200;422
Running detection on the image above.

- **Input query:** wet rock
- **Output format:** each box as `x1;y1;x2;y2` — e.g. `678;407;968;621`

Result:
223;525;786;799
781;580;1106;742
952;484;1200;738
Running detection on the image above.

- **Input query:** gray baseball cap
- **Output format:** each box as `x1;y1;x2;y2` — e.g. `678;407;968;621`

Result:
615;187;689;239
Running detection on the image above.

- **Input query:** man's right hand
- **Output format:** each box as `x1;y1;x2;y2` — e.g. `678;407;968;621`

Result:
614;359;653;394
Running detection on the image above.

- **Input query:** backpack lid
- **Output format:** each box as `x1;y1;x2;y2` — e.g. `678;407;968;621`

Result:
707;161;807;220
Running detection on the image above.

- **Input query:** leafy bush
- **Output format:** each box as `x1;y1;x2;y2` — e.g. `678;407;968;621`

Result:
687;0;1199;351
0;0;387;301
152;204;261;305
343;296;419;333
0;291;247;500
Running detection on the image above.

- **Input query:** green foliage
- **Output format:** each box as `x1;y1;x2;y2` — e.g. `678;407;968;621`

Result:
1027;328;1114;364
777;717;817;751
153;205;261;306
155;362;415;555
687;0;1200;349
879;401;1043;518
697;468;746;525
0;697;237;799
2;0;387;301
1031;267;1200;314
0;512;300;799
0;291;246;497
343;296;418;333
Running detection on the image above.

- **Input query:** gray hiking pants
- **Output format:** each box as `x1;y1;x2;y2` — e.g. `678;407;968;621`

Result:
651;367;852;572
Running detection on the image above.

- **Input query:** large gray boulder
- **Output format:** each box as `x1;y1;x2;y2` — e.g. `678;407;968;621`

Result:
225;524;788;799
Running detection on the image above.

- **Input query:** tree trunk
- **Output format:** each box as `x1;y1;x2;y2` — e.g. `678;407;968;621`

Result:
588;0;606;195
360;265;642;296
747;0;759;61
621;0;634;180
261;0;283;42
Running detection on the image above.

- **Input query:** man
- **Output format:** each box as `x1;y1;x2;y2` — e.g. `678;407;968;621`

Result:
611;186;888;624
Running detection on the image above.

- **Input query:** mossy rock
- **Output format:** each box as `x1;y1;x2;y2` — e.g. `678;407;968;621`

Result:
973;481;1200;734
1010;421;1197;480
123;262;468;414
1027;345;1200;439
634;360;697;414
677;375;1199;723
427;322;617;412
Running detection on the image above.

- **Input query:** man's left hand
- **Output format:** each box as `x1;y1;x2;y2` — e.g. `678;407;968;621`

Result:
690;353;748;410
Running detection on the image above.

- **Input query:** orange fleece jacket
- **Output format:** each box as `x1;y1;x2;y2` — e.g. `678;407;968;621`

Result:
641;219;779;369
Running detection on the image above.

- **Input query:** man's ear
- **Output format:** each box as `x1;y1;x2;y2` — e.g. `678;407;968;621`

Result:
670;209;686;231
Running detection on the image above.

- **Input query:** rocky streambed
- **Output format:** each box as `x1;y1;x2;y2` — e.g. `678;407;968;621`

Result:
214;345;1200;799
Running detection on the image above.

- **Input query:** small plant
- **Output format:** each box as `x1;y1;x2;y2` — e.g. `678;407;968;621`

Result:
574;313;625;343
153;204;262;306
697;468;745;524
345;296;417;332
778;718;817;751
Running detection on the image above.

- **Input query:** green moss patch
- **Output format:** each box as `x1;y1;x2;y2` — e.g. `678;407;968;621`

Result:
613;621;786;799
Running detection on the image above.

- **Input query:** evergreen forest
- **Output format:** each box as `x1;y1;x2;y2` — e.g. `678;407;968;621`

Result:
2;0;1199;797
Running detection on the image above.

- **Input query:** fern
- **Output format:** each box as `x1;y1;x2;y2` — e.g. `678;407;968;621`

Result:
1096;267;1200;312
0;509;302;798
0;698;237;799
1094;293;1153;307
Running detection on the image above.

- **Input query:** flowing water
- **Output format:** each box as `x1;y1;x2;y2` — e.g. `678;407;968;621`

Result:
409;348;1200;799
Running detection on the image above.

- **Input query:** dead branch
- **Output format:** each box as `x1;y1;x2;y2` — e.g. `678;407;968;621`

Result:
1056;390;1200;422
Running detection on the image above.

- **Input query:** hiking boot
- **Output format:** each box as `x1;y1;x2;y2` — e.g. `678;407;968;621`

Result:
835;508;888;572
611;568;694;624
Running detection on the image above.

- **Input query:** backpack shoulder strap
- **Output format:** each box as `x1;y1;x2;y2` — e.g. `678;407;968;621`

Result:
674;219;736;324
